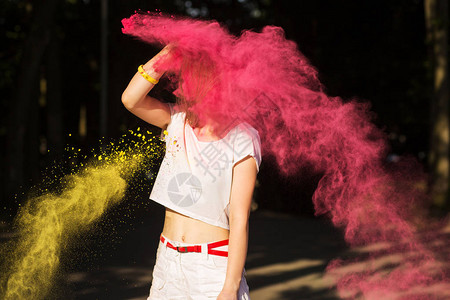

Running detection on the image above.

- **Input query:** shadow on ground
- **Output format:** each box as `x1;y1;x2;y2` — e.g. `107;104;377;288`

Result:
1;203;347;300
245;211;347;300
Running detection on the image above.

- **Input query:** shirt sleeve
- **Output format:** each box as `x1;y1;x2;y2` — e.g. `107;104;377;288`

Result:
167;102;179;117
161;102;181;140
232;124;262;173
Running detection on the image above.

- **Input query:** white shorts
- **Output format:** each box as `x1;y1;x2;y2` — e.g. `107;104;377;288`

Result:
147;234;250;299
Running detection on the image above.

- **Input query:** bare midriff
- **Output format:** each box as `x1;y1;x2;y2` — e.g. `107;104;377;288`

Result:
162;207;230;243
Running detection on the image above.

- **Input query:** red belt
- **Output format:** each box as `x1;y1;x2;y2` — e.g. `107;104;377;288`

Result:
160;235;229;257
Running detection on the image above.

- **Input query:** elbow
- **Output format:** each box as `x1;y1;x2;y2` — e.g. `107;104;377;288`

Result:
121;91;134;110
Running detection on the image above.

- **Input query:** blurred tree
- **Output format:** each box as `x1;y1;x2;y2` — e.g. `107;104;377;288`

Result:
0;0;443;218
6;0;59;201
424;0;449;209
45;10;64;165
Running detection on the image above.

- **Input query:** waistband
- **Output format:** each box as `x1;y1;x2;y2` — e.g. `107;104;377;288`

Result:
160;234;229;257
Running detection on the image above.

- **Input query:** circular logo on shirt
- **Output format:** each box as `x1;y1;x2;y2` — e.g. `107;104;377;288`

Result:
167;173;202;207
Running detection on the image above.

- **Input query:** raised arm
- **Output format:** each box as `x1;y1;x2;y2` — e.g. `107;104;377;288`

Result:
219;155;258;300
121;44;174;129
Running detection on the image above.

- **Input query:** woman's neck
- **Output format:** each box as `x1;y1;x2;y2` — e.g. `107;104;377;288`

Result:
190;118;225;141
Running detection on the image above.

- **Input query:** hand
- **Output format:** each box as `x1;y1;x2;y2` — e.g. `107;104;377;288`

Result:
217;289;238;300
145;43;176;75
163;42;175;52
159;43;176;58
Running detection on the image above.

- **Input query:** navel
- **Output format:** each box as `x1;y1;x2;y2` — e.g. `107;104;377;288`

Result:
181;235;186;242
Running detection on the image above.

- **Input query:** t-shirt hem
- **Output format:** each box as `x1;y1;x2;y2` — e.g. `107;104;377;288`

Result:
150;197;230;230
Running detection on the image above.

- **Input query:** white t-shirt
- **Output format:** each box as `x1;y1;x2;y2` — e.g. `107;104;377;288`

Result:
149;103;262;229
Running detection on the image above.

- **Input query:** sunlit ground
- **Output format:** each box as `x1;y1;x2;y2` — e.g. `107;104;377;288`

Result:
1;208;448;299
326;220;450;300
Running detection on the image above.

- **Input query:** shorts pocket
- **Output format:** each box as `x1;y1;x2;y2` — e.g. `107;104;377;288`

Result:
210;254;228;269
194;255;227;297
151;246;169;290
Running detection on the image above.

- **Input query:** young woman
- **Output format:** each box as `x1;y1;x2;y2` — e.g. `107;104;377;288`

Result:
121;44;261;299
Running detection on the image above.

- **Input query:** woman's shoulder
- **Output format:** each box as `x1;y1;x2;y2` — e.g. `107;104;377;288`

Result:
234;122;260;141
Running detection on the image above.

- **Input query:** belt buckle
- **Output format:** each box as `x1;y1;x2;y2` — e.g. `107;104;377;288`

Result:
176;246;188;253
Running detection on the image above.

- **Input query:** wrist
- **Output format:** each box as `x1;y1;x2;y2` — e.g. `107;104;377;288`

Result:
142;63;163;80
145;44;173;76
222;278;241;293
137;64;160;85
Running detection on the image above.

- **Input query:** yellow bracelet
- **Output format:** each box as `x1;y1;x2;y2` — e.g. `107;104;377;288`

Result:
138;65;159;85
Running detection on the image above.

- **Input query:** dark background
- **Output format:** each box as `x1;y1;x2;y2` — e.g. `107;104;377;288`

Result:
1;1;449;299
0;0;446;221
